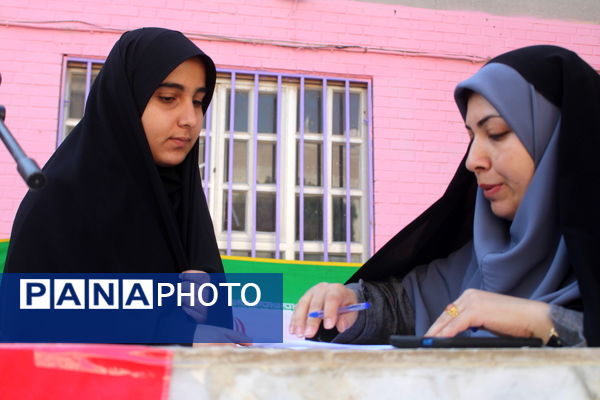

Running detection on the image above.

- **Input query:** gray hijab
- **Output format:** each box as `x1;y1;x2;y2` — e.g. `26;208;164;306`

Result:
403;63;580;336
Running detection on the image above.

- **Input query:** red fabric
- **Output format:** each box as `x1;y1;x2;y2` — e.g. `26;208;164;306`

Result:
0;344;172;400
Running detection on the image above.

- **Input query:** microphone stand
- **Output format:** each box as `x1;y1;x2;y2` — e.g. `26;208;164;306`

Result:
0;105;46;190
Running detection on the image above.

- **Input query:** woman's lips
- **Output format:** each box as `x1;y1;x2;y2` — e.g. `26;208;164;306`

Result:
169;137;191;147
480;183;502;198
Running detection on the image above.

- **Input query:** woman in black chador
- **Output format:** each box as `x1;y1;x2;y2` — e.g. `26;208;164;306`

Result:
291;45;600;347
5;27;222;275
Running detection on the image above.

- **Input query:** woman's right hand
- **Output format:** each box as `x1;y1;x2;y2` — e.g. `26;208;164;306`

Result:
289;282;359;339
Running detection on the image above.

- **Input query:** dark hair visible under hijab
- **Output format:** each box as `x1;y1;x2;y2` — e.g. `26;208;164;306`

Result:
345;45;600;346
5;27;223;274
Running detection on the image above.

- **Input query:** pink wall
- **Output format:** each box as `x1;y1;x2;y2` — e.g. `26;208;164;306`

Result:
0;0;599;252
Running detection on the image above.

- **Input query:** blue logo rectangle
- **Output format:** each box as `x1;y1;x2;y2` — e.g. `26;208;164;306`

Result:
0;273;283;343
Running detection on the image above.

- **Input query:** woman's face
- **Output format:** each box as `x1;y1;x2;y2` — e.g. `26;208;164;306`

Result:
465;93;534;220
141;57;207;167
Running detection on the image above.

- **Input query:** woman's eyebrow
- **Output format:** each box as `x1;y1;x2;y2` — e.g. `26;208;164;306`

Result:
465;114;502;130
157;82;207;94
157;82;184;91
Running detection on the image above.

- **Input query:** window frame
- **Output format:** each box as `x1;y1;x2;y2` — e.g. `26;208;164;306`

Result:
205;69;374;263
58;57;104;145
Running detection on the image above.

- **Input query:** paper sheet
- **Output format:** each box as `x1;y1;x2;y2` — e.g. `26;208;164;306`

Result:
250;340;393;350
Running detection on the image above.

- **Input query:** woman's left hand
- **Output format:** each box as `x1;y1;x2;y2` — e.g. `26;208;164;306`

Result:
180;269;211;323
425;289;553;342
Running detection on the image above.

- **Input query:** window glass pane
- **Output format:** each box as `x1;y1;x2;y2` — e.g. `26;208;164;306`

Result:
65;124;76;137
351;143;360;188
198;137;205;180
332;196;361;242
225;90;249;132
222;250;253;257
332;143;361;189
296;195;323;241
68;70;86;119
328;254;362;263
332;92;343;137
63;63;103;141
257;142;276;184
255;251;275;259
224;139;248;183
258;92;277;134
350;92;361;137
295;253;323;261
333;92;361;137
91;65;101;83
222;190;246;231
332;143;344;188
297;89;322;133
296;141;322;186
256;192;276;232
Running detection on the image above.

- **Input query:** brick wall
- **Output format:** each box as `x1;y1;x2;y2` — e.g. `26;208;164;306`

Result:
0;0;599;252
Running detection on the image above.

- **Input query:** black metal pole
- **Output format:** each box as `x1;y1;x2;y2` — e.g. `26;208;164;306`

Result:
0;105;46;190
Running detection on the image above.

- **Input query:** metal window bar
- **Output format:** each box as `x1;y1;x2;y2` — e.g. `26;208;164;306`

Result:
298;77;306;260
322;79;329;261
202;104;213;198
251;75;259;257
84;62;93;107
367;81;374;257
275;75;283;259
226;72;236;255
57;60;69;147
344;80;352;262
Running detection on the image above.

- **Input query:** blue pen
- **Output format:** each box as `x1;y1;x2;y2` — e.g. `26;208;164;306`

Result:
308;302;370;319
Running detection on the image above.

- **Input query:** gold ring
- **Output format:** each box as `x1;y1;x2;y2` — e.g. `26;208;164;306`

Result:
445;303;459;318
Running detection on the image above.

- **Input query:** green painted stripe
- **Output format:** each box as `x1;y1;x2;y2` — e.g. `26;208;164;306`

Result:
0;240;7;273
0;240;358;303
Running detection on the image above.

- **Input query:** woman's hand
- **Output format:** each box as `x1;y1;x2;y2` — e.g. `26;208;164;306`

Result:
425;289;553;342
182;270;252;347
289;282;358;339
180;269;210;323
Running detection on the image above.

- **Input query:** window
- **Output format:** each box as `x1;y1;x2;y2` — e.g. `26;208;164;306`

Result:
60;59;373;262
58;59;103;142
203;71;373;263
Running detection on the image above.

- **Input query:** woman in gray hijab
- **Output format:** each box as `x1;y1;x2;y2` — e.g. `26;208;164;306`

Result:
289;46;600;347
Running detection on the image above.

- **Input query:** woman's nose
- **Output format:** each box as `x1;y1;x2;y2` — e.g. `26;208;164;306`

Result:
465;137;490;172
178;101;199;128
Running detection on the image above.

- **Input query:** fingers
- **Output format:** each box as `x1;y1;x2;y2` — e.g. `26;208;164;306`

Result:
425;301;472;337
288;285;316;337
425;289;553;340
322;288;346;330
321;286;358;330
302;283;332;338
425;289;488;337
288;283;357;339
